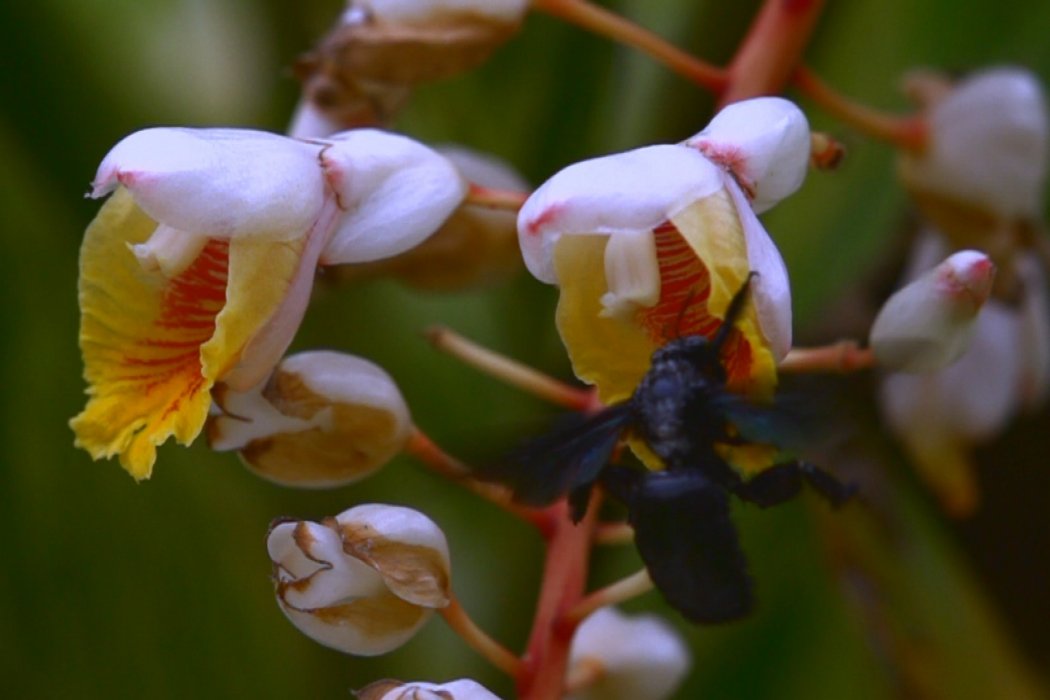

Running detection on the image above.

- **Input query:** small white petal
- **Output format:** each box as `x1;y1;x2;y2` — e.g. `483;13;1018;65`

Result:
93;127;327;239
354;0;528;25
600;231;661;319
687;97;811;214
568;607;690;700
722;174;793;359
438;145;530;191
871;249;996;372
288;97;344;139
904;67;1048;219
128;224;208;278
518;145;724;284
320;129;468;264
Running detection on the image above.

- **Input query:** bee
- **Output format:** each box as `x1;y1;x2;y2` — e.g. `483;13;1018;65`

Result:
490;275;855;623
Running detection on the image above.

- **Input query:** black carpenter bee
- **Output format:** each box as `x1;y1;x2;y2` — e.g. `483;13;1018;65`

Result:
490;275;855;623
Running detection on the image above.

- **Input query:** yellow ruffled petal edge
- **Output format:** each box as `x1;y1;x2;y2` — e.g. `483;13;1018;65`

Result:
70;188;305;479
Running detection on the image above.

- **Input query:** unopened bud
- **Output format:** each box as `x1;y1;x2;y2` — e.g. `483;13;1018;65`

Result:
899;67;1048;232
567;607;690;700
357;678;501;700
870;250;995;372
268;504;451;655
337;146;528;290
208;351;411;488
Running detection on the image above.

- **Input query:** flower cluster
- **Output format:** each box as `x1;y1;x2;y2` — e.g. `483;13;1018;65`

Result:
68;0;1050;697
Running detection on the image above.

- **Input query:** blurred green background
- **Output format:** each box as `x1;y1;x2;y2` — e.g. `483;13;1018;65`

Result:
3;0;1050;697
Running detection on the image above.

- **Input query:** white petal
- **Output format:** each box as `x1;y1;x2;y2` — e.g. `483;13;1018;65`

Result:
354;0;528;25
373;680;502;700
438;145;530;191
723;175;793;359
335;504;451;570
518;145;724;284
568;607;690;700
128;224;208;278
687;97;810;214
600;231;660;319
288;97;343;139
93;127;327;239
908;67;1048;219
319;129;468;264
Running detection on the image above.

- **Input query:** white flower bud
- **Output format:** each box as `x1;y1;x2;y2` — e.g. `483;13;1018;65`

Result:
357;678;502;700
320;129;467;265
899;67;1048;221
870;249;996;372
268;504;451;656
685;97;811;214
208;351;411;488
567;607;690;700
353;0;528;26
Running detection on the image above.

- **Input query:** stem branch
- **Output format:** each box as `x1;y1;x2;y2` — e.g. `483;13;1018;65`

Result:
425;326;598;412
442;595;524;678
531;0;727;93
565;569;654;624
793;67;928;151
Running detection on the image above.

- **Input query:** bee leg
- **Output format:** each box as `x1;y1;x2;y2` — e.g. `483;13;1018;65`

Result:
799;462;857;507
734;460;856;509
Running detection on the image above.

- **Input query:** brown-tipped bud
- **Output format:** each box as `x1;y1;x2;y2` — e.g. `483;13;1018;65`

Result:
268;504;451;656
208;351;411;488
356;678;501;700
870;250;995;372
293;0;528;134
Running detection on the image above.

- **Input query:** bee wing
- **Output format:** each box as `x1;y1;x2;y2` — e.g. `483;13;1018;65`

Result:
709;391;823;452
483;403;633;510
628;470;753;624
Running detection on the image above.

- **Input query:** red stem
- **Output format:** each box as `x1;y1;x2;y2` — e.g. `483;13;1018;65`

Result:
721;0;827;105
517;499;598;700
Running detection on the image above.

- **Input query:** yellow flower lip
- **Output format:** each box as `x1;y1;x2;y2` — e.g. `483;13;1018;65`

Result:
71;126;467;479
517;140;797;408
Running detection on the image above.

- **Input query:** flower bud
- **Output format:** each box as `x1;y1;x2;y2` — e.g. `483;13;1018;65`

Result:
898;67;1048;243
267;504;451;655
208;351;411;488
567;607;690;700
356;678;501;700
295;0;528;113
335;146;528;290
685;97;811;214
319;129;468;265
870;249;996;372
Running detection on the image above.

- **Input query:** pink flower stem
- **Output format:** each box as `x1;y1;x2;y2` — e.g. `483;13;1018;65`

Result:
465;183;530;211
720;0;828;105
793;67;929;151
531;0;728;93
517;498;599;700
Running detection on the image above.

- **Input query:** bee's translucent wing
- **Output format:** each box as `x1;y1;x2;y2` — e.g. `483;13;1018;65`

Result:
483;403;632;515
